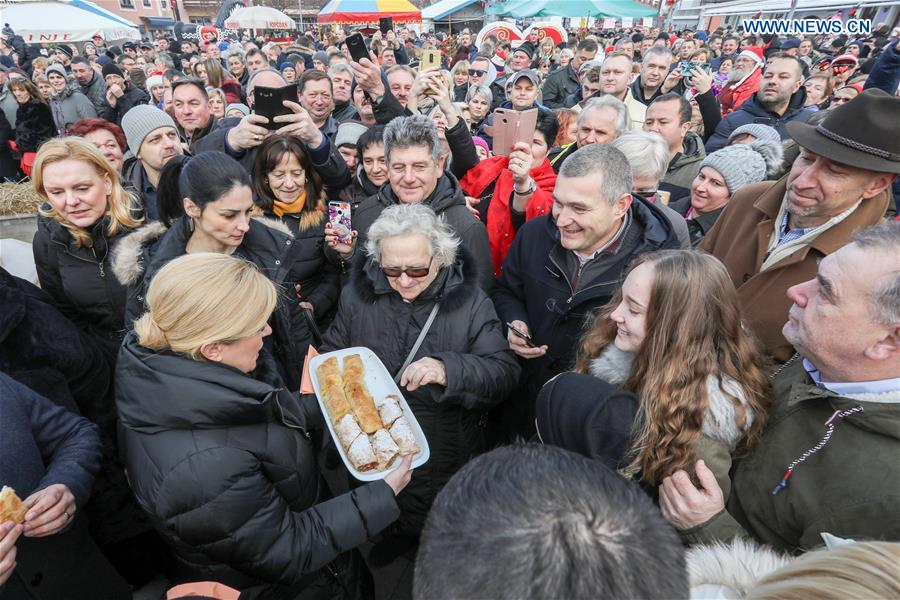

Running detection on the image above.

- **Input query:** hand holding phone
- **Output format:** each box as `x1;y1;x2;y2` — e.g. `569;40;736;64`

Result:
253;84;298;130
327;201;353;245
506;320;548;359
506;321;535;347
346;32;370;64
492;108;538;156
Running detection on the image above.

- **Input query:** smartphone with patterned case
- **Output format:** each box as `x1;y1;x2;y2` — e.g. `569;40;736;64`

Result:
328;201;352;245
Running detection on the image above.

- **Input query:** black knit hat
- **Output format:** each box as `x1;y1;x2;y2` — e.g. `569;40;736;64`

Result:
535;373;638;470
55;44;74;58
102;63;124;79
514;41;536;60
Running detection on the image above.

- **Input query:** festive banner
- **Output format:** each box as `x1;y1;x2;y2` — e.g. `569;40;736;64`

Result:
522;22;567;45
475;22;524;47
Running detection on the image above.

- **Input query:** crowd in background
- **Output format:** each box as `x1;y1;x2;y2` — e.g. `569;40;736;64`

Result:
0;17;899;600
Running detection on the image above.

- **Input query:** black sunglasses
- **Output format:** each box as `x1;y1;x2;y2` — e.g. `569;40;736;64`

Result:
468;69;486;77
381;256;434;279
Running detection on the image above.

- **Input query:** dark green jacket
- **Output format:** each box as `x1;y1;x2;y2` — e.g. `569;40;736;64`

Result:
684;357;900;553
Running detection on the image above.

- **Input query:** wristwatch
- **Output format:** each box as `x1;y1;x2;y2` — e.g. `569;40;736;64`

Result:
514;179;536;196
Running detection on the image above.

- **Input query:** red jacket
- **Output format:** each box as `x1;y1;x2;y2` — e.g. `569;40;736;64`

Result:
717;68;762;116
460;155;557;275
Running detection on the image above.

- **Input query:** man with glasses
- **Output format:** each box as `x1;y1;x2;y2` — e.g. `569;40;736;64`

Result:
541;39;600;108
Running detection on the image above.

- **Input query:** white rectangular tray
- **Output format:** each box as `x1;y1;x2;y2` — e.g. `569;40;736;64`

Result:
310;346;430;482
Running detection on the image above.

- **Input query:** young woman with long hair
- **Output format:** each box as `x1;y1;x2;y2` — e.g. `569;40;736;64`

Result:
10;78;55;152
573;250;771;501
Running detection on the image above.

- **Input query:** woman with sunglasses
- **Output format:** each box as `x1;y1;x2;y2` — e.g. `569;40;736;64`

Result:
321;203;519;553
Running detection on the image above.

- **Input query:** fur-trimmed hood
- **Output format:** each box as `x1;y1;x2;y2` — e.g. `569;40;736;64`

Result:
687;539;792;598
349;245;480;314
589;344;753;450
111;216;294;287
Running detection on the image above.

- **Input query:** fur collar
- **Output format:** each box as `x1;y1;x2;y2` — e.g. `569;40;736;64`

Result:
589;344;752;450
349;246;480;313
687;539;791;597
111;216;293;287
111;220;167;286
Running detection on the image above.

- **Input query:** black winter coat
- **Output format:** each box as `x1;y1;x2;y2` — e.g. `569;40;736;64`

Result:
14;100;55;152
115;335;399;598
261;207;341;321
321;249;520;534
705;88;814;153
111;216;314;391
109;83;149;126
492;197;681;439
32;215;134;365
0;110;18;180
349;174;494;291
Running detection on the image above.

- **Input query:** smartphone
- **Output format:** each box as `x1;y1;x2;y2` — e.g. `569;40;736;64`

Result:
328;201;353;245
254;84;298;130
422;49;441;69
379;17;393;35
506;322;536;348
346;32;370;64
492;108;538;156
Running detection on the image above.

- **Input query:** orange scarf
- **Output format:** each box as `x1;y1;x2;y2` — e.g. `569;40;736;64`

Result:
272;189;307;217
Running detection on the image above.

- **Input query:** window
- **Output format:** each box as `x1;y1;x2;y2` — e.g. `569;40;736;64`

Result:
160;0;167;10
142;0;151;6
119;0;134;8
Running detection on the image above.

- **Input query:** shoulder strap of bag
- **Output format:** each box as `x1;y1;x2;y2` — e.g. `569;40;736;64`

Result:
394;302;440;383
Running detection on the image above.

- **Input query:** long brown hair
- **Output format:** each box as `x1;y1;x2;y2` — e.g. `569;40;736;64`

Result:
34;137;143;247
574;250;770;483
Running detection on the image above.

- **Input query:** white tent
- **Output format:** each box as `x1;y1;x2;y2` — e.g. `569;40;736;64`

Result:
224;6;297;30
0;0;140;43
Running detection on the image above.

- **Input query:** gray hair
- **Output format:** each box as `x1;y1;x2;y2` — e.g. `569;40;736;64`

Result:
466;84;492;105
642;46;673;66
328;62;354;80
558;143;632;205
612;131;669;184
365;203;460;267
577;95;630;136
851;223;900;326
383;114;441;164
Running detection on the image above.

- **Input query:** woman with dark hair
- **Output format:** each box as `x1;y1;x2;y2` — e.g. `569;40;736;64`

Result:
194;57;244;104
68;118;127;172
338;125;388;207
252;134;342;322
111;151;313;391
10;78;55;152
458;110;559;275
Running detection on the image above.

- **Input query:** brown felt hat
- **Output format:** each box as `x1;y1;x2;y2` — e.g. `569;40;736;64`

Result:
786;88;900;174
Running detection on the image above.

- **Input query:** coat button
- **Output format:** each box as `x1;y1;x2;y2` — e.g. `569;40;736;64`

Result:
275;260;281;265
31;573;43;586
285;240;292;245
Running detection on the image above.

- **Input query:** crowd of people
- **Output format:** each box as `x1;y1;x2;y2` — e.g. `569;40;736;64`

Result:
0;17;898;600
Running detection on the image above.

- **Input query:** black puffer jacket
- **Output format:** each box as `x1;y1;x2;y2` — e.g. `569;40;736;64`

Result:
115;334;399;598
261;207;341;321
14;100;56;152
350;174;494;291
32;214;135;364
321;249;520;534
112;216;313;391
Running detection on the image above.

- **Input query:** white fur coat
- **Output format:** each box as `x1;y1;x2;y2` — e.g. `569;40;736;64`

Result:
588;344;753;450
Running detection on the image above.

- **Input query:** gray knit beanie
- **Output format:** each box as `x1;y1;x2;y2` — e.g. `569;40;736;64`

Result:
700;139;784;194
45;64;67;80
728;123;781;144
121;104;178;155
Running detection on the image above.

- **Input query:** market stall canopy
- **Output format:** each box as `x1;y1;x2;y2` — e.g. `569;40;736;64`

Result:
317;0;422;25
422;0;483;22
487;0;656;18
0;0;140;42
224;6;297;30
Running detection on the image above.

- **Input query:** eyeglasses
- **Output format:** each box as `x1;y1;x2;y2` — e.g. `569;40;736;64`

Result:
381;256;433;279
468;69;486;77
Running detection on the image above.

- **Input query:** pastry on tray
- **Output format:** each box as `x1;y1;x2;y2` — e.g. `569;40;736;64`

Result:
370;429;401;471
375;395;404;428
342;356;383;434
389;416;421;456
316;357;352;422
0;486;27;525
334;413;363;451
347;434;377;472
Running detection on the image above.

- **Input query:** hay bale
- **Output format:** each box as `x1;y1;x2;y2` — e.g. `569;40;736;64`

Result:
0;180;43;216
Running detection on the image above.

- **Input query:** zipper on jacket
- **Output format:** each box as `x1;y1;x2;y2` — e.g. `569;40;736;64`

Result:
272;393;312;440
547;253;621;306
91;246;106;278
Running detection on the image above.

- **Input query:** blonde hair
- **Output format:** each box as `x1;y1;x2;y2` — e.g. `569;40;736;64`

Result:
134;253;278;360
748;542;900;600
34;137;142;247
